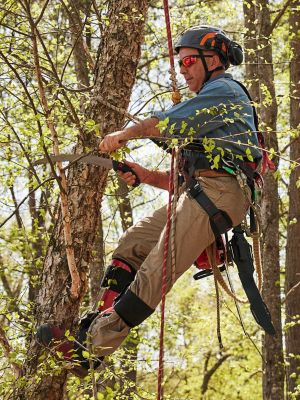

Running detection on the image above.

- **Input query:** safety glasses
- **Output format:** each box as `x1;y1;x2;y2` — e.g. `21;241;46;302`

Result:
178;54;213;68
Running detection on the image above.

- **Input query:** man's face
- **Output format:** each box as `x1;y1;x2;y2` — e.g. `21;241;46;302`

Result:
178;47;217;93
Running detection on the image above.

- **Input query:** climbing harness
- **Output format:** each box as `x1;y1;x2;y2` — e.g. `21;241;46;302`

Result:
185;154;275;328
187;177;233;237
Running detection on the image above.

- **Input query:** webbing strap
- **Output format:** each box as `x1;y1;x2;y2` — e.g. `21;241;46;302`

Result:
114;288;154;328
101;259;136;293
233;79;276;174
187;178;232;238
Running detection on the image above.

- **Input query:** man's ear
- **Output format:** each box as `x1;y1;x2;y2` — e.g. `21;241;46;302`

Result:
207;53;222;71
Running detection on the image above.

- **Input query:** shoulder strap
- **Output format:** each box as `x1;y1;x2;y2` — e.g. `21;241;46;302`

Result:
233;80;259;131
233;80;276;174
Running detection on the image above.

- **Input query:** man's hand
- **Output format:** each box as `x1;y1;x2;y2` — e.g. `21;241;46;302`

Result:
99;131;127;153
117;161;148;187
99;117;161;153
118;161;169;190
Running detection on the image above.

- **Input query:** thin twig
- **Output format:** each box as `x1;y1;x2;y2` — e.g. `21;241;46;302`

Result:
282;279;300;304
0;178;54;229
0;325;22;378
27;3;81;299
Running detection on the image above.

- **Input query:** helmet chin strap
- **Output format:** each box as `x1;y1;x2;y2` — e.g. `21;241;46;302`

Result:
198;50;224;87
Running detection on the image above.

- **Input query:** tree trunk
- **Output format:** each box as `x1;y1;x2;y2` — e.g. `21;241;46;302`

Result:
22;1;148;399
285;0;300;396
65;0;90;90
89;214;105;305
116;178;134;231
66;0;103;308
243;0;259;101
255;1;285;398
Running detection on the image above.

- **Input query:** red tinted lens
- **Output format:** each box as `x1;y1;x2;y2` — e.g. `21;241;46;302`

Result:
179;56;197;68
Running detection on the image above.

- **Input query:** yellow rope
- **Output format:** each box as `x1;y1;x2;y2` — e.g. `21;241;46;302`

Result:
207;244;248;304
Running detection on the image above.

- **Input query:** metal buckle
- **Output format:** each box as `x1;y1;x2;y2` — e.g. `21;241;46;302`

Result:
187;180;203;199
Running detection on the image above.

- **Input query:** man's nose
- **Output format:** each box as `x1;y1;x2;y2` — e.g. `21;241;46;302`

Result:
180;64;188;75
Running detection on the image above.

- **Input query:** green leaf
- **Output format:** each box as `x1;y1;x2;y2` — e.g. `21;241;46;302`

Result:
156;117;169;133
82;351;90;359
212;154;220;169
245;148;254;162
180;120;187;134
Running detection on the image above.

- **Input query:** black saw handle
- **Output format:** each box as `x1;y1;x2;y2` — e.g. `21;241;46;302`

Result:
112;160;141;188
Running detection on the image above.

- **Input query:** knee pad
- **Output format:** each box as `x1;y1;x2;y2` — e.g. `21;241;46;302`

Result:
98;259;136;311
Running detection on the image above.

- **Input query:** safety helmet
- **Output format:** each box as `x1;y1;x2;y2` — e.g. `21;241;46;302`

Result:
175;25;243;68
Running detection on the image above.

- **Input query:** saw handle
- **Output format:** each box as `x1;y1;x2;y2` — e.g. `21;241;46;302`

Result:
112;160;141;188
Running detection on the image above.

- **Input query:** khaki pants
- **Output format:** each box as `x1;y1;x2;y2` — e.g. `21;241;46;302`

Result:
89;176;249;357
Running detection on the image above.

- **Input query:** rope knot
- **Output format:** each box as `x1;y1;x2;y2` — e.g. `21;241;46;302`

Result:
171;91;181;105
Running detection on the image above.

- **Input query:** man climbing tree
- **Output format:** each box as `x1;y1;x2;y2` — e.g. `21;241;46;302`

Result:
37;25;272;377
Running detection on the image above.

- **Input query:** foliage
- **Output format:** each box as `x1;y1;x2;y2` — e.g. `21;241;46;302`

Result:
0;0;299;398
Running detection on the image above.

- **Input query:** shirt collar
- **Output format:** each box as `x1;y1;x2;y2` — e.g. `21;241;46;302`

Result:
197;73;233;94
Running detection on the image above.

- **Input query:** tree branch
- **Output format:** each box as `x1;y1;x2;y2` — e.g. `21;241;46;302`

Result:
0;177;54;229
0;325;22;378
201;352;231;394
282;279;300;304
26;2;81;299
268;0;294;35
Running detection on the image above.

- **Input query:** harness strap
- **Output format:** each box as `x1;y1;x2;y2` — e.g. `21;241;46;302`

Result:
233;79;276;174
182;150;259;180
194;265;226;280
187;178;232;238
114;288;154;328
101;259;136;293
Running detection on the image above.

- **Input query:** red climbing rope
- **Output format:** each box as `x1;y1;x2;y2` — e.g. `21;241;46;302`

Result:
162;0;181;104
163;0;175;80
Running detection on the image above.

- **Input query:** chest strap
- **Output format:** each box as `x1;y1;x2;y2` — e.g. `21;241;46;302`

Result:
186;178;232;238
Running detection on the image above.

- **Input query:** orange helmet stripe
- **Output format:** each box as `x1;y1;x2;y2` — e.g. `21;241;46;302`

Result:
199;32;216;47
199;32;228;54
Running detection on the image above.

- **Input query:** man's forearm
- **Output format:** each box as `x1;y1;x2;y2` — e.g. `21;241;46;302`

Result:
99;117;162;153
142;169;170;191
123;117;161;140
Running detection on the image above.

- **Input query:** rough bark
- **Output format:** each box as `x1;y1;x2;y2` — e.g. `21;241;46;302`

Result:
285;0;300;396
22;1;148;399
67;0;103;307
116;178;134;231
255;1;285;398
65;0;91;89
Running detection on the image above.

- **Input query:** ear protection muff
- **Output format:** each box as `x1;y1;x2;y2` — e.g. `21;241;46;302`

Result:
227;41;243;65
215;33;244;66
